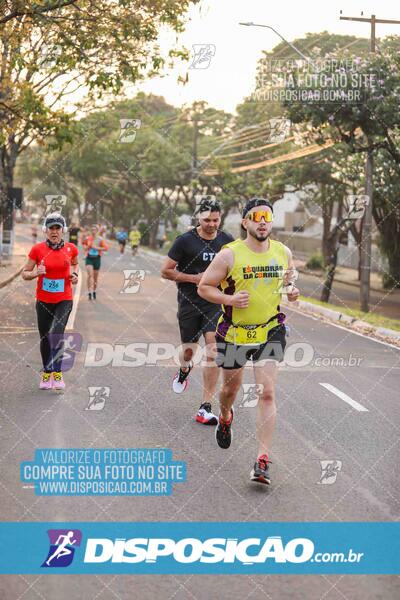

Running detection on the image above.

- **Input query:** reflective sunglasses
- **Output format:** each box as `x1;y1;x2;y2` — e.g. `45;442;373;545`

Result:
246;210;273;223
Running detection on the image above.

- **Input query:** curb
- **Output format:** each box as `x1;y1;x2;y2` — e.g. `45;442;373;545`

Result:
286;298;400;344
0;265;23;289
142;249;165;261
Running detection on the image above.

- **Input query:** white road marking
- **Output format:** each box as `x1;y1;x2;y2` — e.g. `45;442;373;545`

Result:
319;382;369;412
66;267;82;331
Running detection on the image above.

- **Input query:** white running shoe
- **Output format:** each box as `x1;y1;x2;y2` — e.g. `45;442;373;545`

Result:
195;402;218;425
172;364;193;394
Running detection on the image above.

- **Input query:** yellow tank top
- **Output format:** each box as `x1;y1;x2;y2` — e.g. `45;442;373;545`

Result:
216;238;288;344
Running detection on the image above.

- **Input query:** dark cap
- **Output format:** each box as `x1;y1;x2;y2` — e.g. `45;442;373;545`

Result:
242;198;273;218
44;213;66;228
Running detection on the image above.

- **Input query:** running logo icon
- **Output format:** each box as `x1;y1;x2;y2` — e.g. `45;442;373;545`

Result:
266;118;291;143
86;386;110;411
47;333;83;372
189;44;216;69
119;119;141;143
39;44;62;69
346;195;369;220
318;460;342;485
239;384;264;408
120;270;145;294
274;267;299;295
193;194;216;217
45;194;66;215
41;529;82;568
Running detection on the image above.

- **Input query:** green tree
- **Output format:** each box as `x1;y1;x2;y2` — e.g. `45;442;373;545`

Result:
0;0;199;220
17;94;197;246
283;38;400;286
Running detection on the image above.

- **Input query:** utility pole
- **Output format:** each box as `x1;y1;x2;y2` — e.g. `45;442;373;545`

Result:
340;12;400;311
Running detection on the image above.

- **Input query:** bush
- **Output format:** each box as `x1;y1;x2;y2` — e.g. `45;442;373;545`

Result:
382;271;400;289
306;253;324;270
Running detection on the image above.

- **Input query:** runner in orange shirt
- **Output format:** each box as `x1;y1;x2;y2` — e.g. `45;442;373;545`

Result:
82;224;108;301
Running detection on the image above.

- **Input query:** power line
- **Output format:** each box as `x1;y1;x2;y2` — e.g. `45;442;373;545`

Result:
207;137;295;160
204;140;335;175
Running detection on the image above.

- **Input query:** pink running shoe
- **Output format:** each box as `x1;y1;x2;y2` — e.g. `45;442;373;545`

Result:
39;372;52;390
52;372;66;390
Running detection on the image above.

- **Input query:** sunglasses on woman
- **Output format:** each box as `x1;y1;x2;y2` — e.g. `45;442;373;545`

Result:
246;210;274;223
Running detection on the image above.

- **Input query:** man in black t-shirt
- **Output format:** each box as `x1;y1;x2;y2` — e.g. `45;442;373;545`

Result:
68;223;81;247
161;199;234;425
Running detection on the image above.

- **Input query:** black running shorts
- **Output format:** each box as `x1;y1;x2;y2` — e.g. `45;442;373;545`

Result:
177;303;222;344
215;324;287;369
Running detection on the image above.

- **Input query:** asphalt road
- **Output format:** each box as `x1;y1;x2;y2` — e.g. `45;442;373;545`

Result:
0;237;399;599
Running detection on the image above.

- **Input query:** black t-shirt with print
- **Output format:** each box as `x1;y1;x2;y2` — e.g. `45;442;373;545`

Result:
168;228;234;310
69;227;80;245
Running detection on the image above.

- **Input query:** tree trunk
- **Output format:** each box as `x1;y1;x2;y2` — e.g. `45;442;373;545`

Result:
149;221;158;249
320;239;338;302
0;144;16;218
386;252;400;289
0;143;17;266
320;185;333;268
373;203;400;289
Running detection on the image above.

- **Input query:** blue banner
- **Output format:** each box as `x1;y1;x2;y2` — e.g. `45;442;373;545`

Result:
0;522;398;574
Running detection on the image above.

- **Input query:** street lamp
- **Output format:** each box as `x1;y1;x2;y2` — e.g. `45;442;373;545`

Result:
239;22;315;67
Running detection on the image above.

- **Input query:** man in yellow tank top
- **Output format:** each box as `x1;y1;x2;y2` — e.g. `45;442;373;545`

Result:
199;198;300;485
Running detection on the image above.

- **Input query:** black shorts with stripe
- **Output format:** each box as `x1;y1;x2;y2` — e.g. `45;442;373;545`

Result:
215;324;287;369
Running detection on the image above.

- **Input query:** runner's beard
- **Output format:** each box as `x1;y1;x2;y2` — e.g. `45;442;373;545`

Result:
200;224;218;236
249;228;271;242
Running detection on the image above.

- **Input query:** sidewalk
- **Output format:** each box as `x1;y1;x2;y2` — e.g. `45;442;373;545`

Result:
294;258;392;294
0;227;31;288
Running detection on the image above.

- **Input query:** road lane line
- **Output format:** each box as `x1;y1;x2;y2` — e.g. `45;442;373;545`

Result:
319;382;369;412
66;266;82;331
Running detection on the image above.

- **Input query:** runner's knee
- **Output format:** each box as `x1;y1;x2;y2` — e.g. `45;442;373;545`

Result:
259;387;275;404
